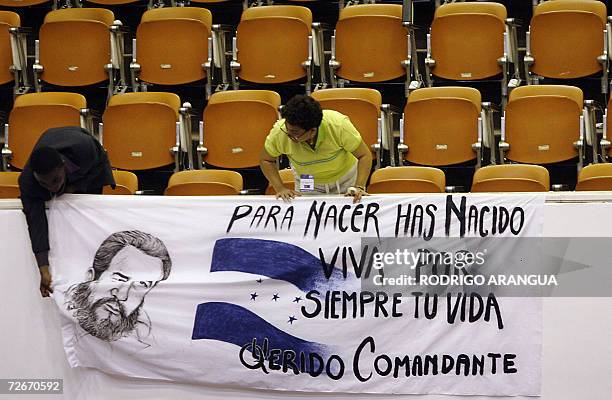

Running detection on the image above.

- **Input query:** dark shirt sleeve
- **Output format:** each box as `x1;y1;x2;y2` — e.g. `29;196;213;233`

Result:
20;194;50;267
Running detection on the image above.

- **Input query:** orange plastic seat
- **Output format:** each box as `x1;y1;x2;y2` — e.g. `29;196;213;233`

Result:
311;88;382;161
400;87;482;167
332;4;407;84
501;85;583;165
0;12;19;86
368;167;446;194
134;8;212;88
165;170;243;196
576;164;612;191
0;0;47;6
232;6;312;87
102;92;181;171
36;9;115;88
103;170;138;195
527;0;607;80
428;2;507;81
471;164;550;192
0;171;20;198
265;168;296;195
200;90;280;169
3;92;87;170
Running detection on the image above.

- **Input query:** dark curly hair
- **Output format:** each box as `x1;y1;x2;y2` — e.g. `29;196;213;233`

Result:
281;95;323;131
91;230;172;281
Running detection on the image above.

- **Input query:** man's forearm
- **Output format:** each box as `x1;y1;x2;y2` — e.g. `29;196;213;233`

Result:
355;153;373;189
35;251;49;268
21;196;51;267
260;159;285;191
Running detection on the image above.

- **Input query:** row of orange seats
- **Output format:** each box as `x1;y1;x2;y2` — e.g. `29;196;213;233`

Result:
2;162;612;198
0;1;608;103
1;84;610;179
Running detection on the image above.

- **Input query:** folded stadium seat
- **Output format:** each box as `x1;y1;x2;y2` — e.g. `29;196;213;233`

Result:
311;88;390;169
0;12;18;87
367;166;446;194
165;169;243;195
575;164;612;191
525;0;608;96
197;90;280;169
131;7;217;99
471;164;550;192
102;170;138;195
0;0;47;6
230;6;316;93
0;171;20;198
33;9;125;104
1;92;88;170
499;85;585;185
0;11;26;96
425;2;519;108
100;92;189;173
329;4;412;95
264;168;295;195
398;87;492;188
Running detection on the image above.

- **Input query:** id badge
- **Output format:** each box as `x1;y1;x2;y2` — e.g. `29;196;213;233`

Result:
299;174;315;192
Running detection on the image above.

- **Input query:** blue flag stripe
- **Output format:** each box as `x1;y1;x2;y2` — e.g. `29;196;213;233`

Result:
211;238;344;292
192;302;326;358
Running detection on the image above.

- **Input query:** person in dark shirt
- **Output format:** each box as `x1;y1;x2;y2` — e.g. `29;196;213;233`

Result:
19;126;115;297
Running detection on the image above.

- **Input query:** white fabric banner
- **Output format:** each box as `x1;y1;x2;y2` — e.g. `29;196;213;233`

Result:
48;194;545;396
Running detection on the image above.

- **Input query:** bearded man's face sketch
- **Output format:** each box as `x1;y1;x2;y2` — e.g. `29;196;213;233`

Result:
67;231;172;342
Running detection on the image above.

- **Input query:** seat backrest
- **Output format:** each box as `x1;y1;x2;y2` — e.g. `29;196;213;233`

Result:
103;170;138;195
530;0;606;78
103;92;180;170
335;4;407;83
265;168;296;194
137;8;212;85
368;166;446;193
403;87;481;166
203;90;280;169
505;85;582;164
165;170;243;195
39;8;114;86
236;6;311;84
430;2;506;80
8;92;86;169
471;164;550;192
0;0;47;6
311;88;381;148
0;171;20;198
0;11;19;85
576;163;612;191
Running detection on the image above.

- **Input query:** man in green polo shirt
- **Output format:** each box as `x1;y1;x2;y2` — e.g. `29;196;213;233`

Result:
260;94;372;203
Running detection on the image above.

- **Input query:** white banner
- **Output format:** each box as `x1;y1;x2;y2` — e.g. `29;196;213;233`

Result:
48;194;544;396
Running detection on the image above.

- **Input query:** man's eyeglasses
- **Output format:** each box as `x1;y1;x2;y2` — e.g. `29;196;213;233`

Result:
280;122;308;139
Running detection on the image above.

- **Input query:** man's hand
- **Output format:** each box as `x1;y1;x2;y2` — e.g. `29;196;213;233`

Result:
345;186;368;203
39;265;53;297
275;188;302;202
